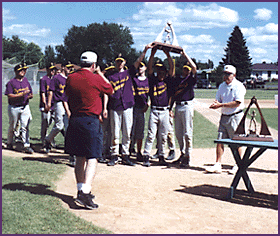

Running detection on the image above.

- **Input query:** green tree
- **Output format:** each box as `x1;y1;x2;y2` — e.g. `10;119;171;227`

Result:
221;26;252;81
39;45;57;68
57;22;139;67
2;35;43;65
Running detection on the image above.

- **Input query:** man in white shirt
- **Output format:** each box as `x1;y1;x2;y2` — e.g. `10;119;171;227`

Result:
206;65;246;174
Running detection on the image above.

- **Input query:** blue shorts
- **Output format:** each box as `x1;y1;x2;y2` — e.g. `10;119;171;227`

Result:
65;115;103;159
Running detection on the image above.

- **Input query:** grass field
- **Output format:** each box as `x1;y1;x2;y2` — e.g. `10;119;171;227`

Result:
2;89;278;234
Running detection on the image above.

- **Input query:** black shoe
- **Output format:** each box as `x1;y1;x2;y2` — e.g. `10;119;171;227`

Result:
75;191;98;209
77;190;95;199
107;155;119;166
129;148;137;156
136;152;144;162
69;155;76;167
180;156;190;168
172;154;184;165
143;155;150;167
122;155;135;166
7;144;13;150
166;150;175;160
98;157;107;163
151;151;159;159
44;140;51;153
24;147;34;154
158;156;168;166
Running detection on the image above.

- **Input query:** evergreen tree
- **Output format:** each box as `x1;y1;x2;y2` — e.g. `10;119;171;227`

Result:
221;26;252;81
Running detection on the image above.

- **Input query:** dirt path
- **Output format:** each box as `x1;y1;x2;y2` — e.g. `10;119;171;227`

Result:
3;99;278;234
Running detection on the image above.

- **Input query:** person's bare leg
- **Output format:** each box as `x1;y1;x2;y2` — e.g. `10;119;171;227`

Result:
75;156;86;184
83;158;98;193
216;143;224;163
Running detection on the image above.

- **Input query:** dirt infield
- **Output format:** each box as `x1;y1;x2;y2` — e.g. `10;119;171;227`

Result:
3;99;278;234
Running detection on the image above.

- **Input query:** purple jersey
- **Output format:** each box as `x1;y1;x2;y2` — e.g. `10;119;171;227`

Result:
108;67;136;111
173;72;197;102
133;76;149;109
49;73;68;103
148;74;173;107
5;77;33;106
39;75;52;108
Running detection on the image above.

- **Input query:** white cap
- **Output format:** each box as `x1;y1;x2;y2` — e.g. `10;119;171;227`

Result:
80;51;97;64
224;65;236;75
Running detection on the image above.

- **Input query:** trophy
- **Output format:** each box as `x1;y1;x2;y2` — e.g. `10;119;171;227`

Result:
152;21;183;54
232;96;274;142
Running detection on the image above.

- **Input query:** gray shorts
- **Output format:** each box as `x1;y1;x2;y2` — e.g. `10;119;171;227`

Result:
218;112;243;139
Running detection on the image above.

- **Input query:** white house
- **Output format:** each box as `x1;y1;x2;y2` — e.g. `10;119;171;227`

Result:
250;63;278;81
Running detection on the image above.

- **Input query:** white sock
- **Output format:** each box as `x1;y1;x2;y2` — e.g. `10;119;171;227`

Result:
82;184;91;194
77;183;83;191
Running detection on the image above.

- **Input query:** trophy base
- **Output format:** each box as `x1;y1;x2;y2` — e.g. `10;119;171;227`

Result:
152;42;183;54
232;134;274;142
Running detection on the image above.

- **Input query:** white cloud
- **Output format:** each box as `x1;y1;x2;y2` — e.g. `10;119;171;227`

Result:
247;35;278;45
2;9;16;23
254;8;272;21
179;34;215;44
3;24;51;37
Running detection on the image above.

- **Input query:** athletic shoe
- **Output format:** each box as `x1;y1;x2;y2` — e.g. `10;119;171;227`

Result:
129;148;137;156
151;151;159;159
158;156;169;166
143;155;151;167
44;140;51;153
205;163;222;173
24;147;34;154
228;164;238;175
77;190;95;199
97;157;107;163
180;156;190;168
7;144;13;150
136;152;144;162
122;155;136;166
166;150;175;161
69;155;76;167
75;191;98;209
171;154;184;165
107;155;119;166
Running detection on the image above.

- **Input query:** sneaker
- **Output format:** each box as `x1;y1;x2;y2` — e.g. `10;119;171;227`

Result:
158;156;169;166
122;155;136;166
78;190;95;199
180;156;190;168
7;144;13;150
166;150;175;161
75;191;98;209
107;155;119;166
136;152;144;162
172;154;184;165
151;151;159;159
129;148;137;156
24;147;34;154
205;163;222;173
69;155;76;167
44;140;51;153
228;164;238;175
143;155;151;167
98;157;107;163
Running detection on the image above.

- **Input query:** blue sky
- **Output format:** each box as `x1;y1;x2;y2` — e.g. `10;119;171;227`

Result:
2;2;278;67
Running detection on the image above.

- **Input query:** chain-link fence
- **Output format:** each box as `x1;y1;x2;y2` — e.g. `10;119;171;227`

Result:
2;60;41;94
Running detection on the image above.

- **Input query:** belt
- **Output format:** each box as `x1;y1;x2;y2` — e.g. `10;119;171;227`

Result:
222;110;243;117
176;101;189;105
151;106;169;111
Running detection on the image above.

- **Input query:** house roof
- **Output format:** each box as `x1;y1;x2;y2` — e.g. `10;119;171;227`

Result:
38;63;81;72
251;63;278;71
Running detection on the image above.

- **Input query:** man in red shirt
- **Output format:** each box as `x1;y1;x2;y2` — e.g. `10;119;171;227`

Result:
65;51;113;209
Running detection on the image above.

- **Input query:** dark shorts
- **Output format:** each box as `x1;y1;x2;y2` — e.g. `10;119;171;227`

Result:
65;115;103;159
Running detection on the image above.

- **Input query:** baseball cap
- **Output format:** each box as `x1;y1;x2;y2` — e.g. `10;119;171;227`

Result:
155;61;167;71
224;65;236;75
46;62;57;70
115;53;126;62
183;65;191;71
80;51;98;64
14;63;28;72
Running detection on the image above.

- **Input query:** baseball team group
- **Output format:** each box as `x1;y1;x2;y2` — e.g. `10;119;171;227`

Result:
5;43;246;209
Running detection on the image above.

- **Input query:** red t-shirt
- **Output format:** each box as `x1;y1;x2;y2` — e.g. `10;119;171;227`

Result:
66;68;113;116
